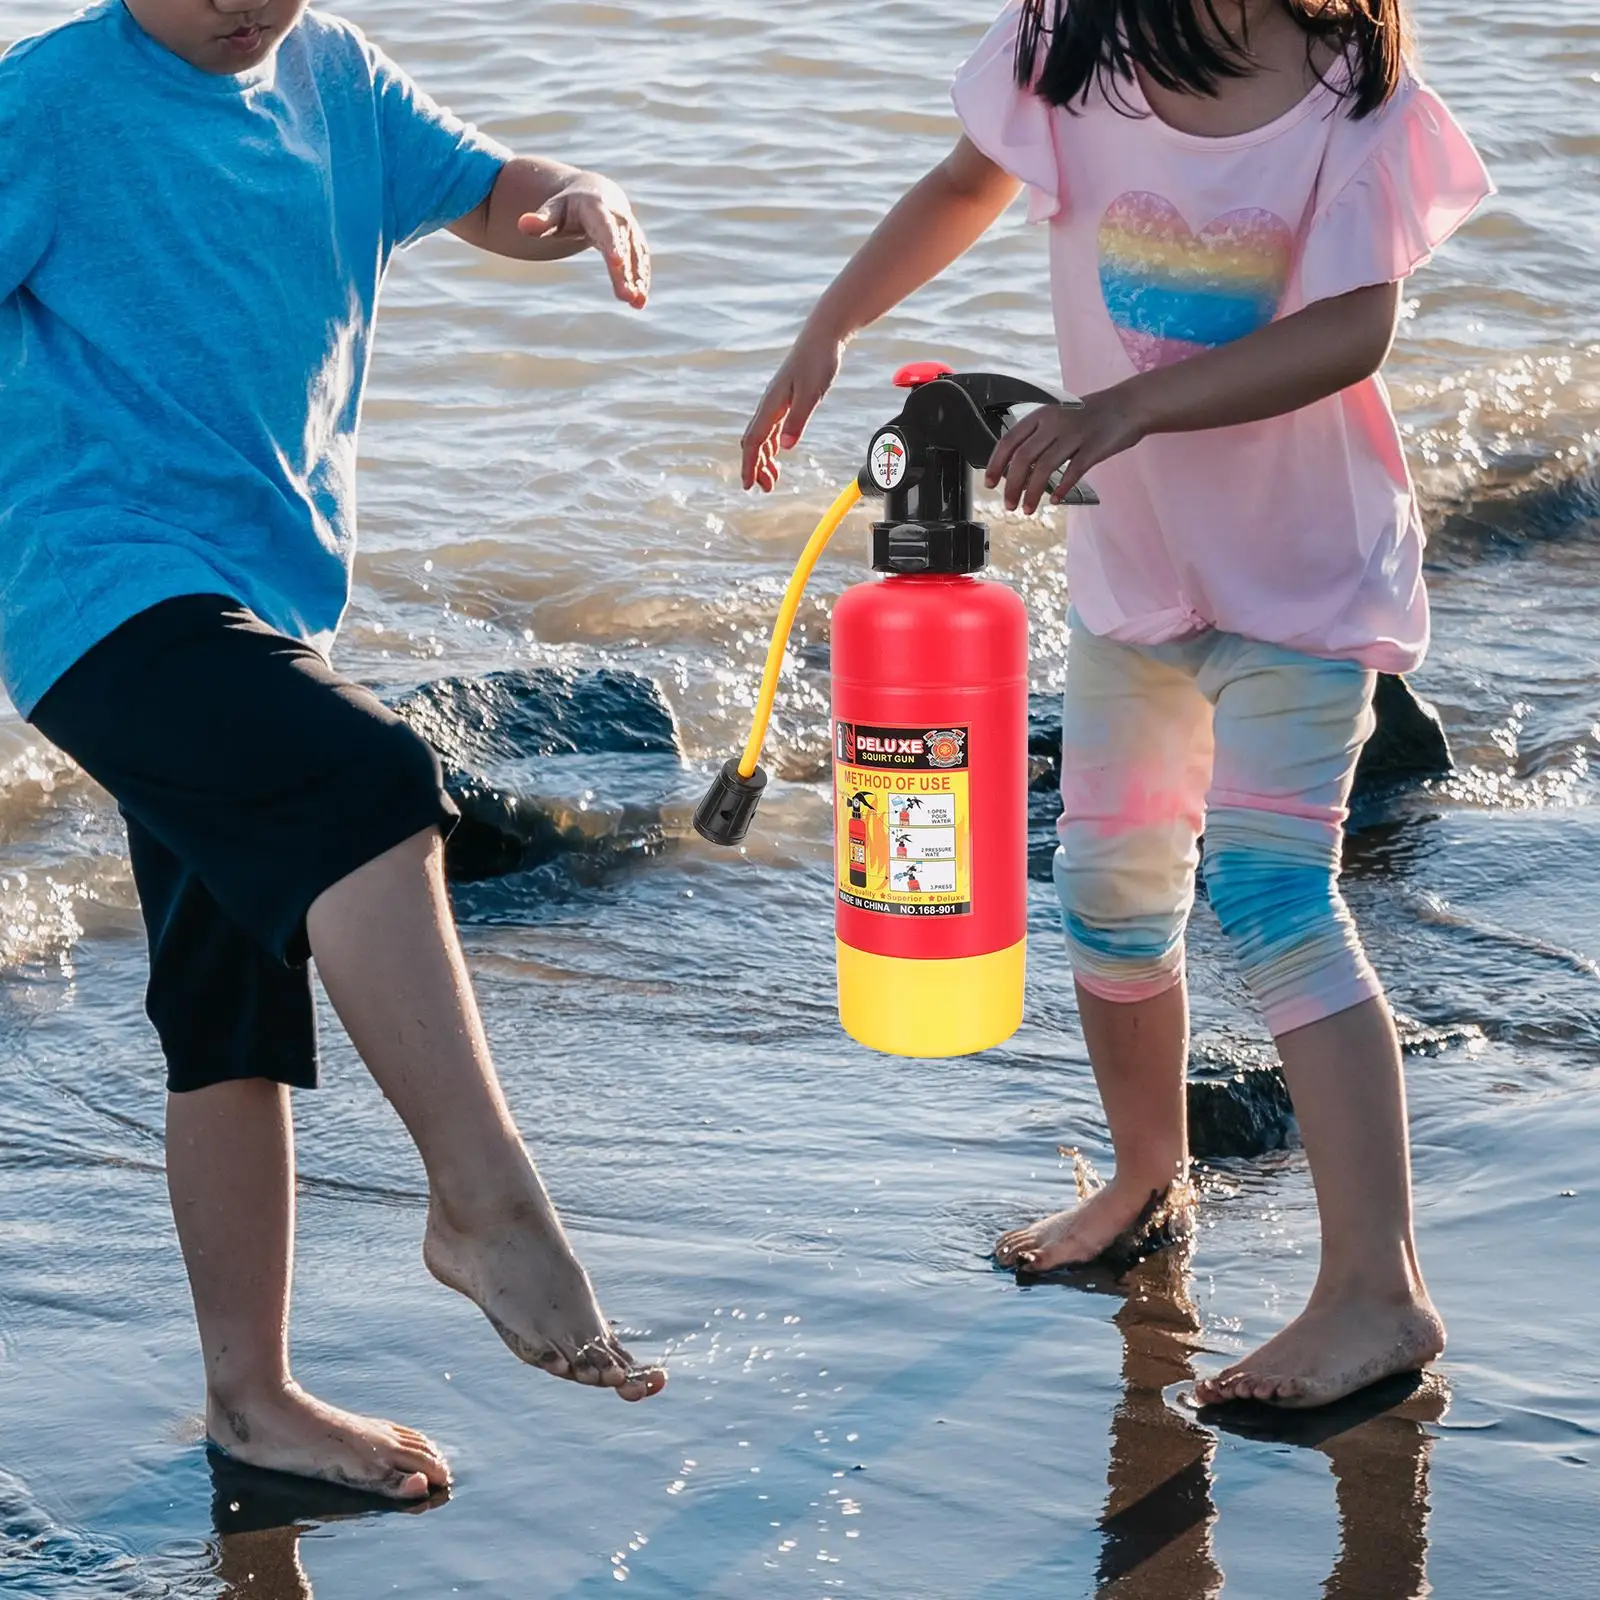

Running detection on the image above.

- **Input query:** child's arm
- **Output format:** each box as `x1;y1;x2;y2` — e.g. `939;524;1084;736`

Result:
449;158;650;309
987;282;1403;514
741;138;1021;491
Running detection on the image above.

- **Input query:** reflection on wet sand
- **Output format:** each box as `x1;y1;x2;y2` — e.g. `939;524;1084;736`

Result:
207;1448;442;1600
1087;1249;1222;1600
1077;1249;1445;1599
1198;1369;1448;1600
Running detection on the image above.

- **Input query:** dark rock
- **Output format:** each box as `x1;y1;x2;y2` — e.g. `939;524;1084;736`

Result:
390;668;683;884
1351;675;1453;800
1181;1017;1474;1161
1028;694;1067;794
1186;1058;1297;1161
396;666;678;770
1027;674;1453;877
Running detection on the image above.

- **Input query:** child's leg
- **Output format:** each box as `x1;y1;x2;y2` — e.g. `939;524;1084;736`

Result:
305;826;662;1398
995;622;1213;1271
1197;997;1439;1405
26;595;662;1494
110;812;452;1495
1189;641;1443;1407
168;1077;448;1498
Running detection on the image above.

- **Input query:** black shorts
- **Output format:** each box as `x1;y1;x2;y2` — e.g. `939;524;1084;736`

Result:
29;595;458;1094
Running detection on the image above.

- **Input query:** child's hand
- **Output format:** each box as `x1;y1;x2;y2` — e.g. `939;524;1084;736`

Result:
519;174;650;309
740;332;846;492
985;387;1150;514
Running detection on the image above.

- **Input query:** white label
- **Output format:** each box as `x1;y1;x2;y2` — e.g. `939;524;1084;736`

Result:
890;859;957;895
869;430;908;491
889;792;956;828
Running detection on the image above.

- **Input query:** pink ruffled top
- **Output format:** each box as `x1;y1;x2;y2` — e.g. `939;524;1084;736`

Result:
952;3;1493;672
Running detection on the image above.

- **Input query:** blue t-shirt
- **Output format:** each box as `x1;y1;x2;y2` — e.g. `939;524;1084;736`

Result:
0;2;508;715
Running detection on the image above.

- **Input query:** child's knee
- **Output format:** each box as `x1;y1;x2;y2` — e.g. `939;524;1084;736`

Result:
1053;821;1195;1003
1201;807;1380;1034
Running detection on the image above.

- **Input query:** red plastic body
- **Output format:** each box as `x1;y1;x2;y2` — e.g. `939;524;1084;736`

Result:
831;572;1029;960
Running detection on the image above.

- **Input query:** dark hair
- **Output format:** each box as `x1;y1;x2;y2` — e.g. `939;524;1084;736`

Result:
1014;1;1411;121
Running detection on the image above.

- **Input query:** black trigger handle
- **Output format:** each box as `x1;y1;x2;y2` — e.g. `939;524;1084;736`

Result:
897;378;1008;472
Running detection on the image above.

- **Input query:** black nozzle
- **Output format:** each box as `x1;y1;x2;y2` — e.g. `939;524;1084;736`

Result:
693;757;768;846
857;368;1100;573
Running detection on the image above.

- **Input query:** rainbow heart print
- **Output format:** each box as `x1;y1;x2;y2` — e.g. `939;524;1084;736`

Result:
1099;192;1294;373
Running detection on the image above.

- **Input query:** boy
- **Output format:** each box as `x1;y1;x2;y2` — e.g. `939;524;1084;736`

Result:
0;0;664;1501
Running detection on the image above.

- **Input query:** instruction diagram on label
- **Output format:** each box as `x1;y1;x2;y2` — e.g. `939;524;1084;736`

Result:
834;721;972;917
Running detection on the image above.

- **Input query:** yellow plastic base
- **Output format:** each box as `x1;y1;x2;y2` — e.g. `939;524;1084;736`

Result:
837;938;1026;1058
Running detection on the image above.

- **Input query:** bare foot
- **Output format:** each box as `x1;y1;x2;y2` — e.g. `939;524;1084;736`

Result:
1193;1288;1445;1410
207;1381;450;1500
423;1187;665;1403
995;1174;1194;1273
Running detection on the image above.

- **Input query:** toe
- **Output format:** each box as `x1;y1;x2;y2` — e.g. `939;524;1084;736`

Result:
390;1427;443;1463
537;1350;576;1380
1194;1372;1239;1406
608;1336;666;1400
614;1365;667;1402
1259;1374;1308;1406
1233;1372;1284;1404
565;1341;620;1388
384;1469;433;1501
393;1444;450;1488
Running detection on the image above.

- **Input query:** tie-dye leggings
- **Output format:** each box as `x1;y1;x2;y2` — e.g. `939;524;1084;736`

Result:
1055;614;1382;1037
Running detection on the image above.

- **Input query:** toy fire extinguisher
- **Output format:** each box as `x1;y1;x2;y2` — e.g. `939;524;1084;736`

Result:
694;364;1096;1058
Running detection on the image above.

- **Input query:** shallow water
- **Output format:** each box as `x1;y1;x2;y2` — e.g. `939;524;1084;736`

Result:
1;0;1598;1595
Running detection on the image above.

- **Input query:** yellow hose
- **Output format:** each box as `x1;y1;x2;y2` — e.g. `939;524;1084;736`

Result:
737;479;863;779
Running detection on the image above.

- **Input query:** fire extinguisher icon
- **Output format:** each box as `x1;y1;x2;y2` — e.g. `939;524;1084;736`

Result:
893;831;912;858
896;795;922;827
845;791;877;889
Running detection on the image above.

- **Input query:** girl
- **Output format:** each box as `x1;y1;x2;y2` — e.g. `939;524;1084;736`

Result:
741;0;1491;1409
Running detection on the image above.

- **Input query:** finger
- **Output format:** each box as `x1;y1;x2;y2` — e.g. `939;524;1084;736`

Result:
1002;429;1056;510
517;198;564;238
741;417;781;490
779;375;832;451
759;435;786;491
741;387;791;488
743;426;782;492
559;199;627;296
590;214;636;306
1049;444;1098;504
629;225;652;308
609;215;647;309
985;411;1040;488
1021;442;1071;515
1049;432;1113;499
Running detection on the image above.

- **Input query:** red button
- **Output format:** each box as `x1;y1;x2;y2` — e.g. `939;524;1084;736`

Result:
892;360;956;389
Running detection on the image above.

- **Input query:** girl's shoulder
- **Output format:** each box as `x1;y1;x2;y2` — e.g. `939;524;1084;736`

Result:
950;4;1064;220
1309;60;1492;235
1295;59;1492;305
